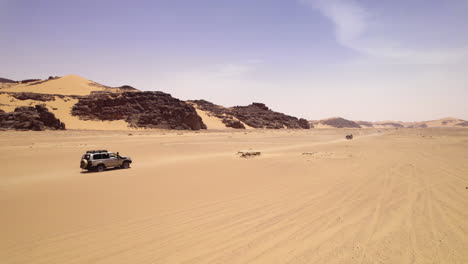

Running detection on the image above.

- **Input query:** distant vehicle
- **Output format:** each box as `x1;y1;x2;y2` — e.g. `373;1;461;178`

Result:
346;134;353;140
80;150;132;172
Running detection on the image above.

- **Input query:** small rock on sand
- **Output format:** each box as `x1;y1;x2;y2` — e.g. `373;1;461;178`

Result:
238;151;261;158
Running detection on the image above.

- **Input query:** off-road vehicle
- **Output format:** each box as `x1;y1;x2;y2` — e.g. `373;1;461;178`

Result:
80;150;132;172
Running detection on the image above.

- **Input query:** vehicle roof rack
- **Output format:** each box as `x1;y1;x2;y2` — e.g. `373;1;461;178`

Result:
86;150;108;154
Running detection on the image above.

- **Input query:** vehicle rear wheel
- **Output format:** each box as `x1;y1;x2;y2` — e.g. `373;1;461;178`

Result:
96;164;105;172
121;161;130;169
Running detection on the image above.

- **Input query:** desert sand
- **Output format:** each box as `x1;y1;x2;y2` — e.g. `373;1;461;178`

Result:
1;128;467;263
0;75;116;96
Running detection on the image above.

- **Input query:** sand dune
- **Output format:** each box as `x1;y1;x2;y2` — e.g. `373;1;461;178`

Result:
0;74;100;95
1;128;467;263
0;75;124;96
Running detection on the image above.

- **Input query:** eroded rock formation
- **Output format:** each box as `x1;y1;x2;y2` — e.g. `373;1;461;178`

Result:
0;105;65;131
190;100;310;129
72;91;206;130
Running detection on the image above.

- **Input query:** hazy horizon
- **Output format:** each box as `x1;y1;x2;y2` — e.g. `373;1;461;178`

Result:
1;0;468;121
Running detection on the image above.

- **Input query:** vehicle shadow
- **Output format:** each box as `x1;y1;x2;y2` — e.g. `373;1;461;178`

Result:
80;167;128;174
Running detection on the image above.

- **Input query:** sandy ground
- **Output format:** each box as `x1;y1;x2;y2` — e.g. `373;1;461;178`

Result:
0;128;467;264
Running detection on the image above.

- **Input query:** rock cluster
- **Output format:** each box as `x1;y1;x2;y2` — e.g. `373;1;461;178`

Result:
321;117;361;128
0;105;65;131
8;92;57;102
230;103;310;129
0;77;17;83
190;100;310;129
72;91;206;130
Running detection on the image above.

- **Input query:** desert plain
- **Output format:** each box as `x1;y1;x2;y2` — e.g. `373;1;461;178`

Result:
1;128;467;264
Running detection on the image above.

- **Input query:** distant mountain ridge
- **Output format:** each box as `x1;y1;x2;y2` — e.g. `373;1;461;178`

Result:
310;117;468;129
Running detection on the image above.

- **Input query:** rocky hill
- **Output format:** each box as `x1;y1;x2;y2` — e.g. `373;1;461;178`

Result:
0;105;65;131
72;91;206;130
0;75;207;130
311;117;361;128
0;77;17;83
190;100;310;129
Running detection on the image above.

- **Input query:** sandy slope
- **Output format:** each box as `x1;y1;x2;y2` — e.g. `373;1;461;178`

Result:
0;75;124;96
421;117;466;128
0;129;467;263
192;105;254;130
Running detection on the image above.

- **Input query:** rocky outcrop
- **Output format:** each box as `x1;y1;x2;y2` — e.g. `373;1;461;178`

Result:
118;85;139;91
190;100;310;129
321;117;361;128
456;121;468;127
0;77;17;83
222;118;245;129
72;91;206;130
8;92;57;101
231;103;310;129
0;105;65;131
20;79;41;84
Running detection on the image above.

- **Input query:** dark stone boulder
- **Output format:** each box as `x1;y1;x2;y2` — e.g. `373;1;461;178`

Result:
222;117;245;129
72;91;206;130
0;105;65;131
298;118;312;129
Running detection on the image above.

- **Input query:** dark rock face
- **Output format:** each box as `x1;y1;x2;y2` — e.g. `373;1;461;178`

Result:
0;105;65;131
9;92;56;101
190;100;310;129
72;91;206;130
298;118;312;129
222;118;245;129
321;117;361;128
20;79;41;84
230;103;311;129
0;77;17;83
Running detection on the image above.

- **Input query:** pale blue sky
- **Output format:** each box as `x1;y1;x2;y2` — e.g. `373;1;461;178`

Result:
1;0;467;121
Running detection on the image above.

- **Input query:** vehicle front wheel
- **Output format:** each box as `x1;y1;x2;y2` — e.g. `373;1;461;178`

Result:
96;164;105;172
121;161;130;169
